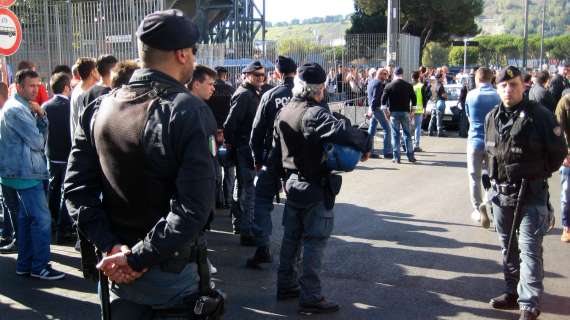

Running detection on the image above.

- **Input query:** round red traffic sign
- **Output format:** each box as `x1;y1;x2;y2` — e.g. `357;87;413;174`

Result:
0;8;21;56
0;0;16;8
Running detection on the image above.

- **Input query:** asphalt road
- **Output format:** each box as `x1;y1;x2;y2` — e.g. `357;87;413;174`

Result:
1;133;569;320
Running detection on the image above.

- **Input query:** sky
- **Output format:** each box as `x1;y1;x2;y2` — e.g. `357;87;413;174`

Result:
255;0;355;23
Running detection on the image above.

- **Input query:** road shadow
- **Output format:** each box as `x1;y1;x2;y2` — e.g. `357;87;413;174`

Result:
204;202;543;319
412;160;468;168
0;254;99;320
423;151;467;155
354;165;398;171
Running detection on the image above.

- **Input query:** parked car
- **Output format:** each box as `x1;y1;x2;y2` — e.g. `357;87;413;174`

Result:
422;84;463;130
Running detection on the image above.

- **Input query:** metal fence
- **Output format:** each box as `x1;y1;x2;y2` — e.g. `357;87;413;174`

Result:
7;0;420;111
8;0;164;79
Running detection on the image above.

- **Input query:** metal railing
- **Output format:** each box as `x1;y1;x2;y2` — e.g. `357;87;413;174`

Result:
7;1;420;110
8;0;163;79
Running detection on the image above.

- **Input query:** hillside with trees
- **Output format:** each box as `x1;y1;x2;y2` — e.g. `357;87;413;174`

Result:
478;0;569;37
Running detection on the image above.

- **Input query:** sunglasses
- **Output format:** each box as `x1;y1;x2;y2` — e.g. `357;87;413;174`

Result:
191;45;198;55
252;72;265;78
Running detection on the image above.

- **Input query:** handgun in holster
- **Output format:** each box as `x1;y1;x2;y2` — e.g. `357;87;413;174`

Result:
154;244;226;319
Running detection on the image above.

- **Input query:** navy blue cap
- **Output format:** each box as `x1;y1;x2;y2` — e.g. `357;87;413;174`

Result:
497;66;522;83
275;56;297;74
214;66;228;73
297;63;326;84
394;66;404;75
136;9;200;51
242;61;264;74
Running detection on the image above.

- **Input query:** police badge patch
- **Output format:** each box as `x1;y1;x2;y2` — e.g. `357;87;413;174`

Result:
554;126;562;137
209;135;217;157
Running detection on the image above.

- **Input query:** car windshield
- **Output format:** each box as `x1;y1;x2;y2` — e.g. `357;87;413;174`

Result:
446;86;461;101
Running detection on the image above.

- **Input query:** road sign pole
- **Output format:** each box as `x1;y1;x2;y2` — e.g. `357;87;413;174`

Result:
464;39;467;75
1;55;7;84
522;0;529;69
539;0;547;68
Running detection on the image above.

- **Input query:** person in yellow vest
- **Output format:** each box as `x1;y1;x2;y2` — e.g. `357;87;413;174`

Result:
412;71;428;152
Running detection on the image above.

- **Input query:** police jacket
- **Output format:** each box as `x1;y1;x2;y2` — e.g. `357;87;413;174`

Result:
484;98;567;186
223;82;260;148
274;96;371;206
250;77;294;166
549;73;570;104
207;79;235;129
64;69;217;272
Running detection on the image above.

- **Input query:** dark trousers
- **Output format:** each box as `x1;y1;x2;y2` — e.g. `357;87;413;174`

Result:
214;161;223;206
458;108;469;137
222;165;235;207
277;200;333;304
252;166;281;247
48;161;72;234
235;146;256;235
1;184;19;240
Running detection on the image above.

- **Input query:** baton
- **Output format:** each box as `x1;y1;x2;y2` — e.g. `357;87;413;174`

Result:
506;179;529;263
96;251;111;320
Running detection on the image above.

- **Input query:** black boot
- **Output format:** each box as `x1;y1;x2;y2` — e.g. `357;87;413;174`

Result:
277;286;300;300
490;293;518;309
246;246;272;269
239;234;256;246
299;298;340;314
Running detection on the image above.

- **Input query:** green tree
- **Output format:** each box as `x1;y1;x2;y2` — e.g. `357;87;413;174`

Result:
448;46;479;66
354;0;387;15
544;34;570;61
473;33;570;66
346;6;387;34
421;42;449;67
352;0;483;50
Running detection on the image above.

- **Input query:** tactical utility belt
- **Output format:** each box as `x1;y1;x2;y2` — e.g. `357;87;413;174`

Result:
493;182;521;195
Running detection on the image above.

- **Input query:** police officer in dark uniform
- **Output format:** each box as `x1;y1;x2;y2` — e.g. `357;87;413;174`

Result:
274;63;372;314
224;61;265;245
484;66;567;320
208;66;236;209
64;10;223;318
246;56;297;268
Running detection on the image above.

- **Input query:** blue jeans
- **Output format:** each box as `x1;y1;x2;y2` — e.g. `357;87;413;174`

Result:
1;184;19;240
109;264;199;319
236;146;256;235
252;165;281;247
367;110;392;156
560;166;570;227
428;100;445;134
15;183;52;274
277;200;333;304
390;111;414;161
492;203;550;314
413;114;423;148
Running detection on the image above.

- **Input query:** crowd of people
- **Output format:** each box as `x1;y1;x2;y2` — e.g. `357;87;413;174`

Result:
0;7;569;320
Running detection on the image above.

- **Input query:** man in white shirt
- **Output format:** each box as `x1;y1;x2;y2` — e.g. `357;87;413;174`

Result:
69;57;99;140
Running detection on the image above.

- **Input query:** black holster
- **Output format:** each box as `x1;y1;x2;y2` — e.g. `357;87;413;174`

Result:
153;243;225;319
153;291;225;319
78;231;99;282
323;174;342;210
